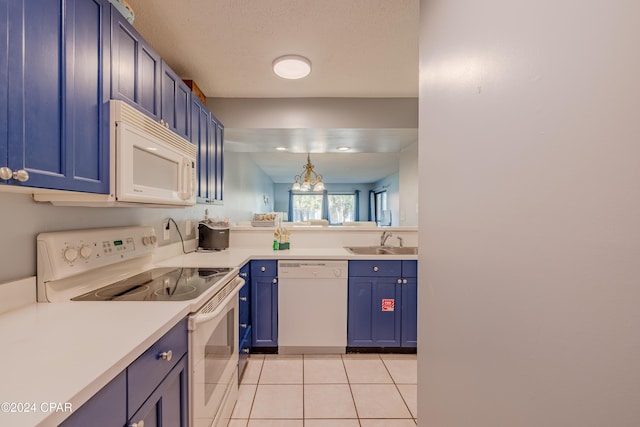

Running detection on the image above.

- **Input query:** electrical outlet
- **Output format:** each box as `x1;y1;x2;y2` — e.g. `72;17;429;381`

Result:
186;220;192;236
163;221;170;240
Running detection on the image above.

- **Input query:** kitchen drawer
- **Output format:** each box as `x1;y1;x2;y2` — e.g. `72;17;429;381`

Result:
251;260;277;278
348;260;402;277
127;318;188;418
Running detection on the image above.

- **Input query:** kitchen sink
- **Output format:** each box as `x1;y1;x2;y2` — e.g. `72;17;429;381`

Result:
345;246;418;255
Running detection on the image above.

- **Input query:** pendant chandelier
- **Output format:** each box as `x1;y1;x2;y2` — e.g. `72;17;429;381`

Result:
291;153;325;192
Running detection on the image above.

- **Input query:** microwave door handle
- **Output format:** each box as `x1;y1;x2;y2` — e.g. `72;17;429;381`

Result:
180;158;192;200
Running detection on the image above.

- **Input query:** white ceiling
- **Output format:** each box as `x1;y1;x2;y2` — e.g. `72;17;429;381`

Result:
125;0;419;183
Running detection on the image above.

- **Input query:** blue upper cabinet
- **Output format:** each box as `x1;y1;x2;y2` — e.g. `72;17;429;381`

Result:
0;1;8;172
190;96;210;202
2;0;109;193
209;113;224;203
161;61;191;140
110;6;161;120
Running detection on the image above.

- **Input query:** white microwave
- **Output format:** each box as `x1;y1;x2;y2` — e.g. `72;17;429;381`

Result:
35;100;197;207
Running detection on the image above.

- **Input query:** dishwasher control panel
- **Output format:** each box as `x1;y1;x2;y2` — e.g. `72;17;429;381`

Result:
277;260;348;279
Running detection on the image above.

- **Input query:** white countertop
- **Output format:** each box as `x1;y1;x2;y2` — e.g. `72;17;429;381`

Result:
0;302;190;427
0;246;416;426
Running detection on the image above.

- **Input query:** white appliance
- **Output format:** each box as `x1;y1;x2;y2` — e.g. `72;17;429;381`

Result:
277;260;349;354
34;100;197;207
37;226;243;427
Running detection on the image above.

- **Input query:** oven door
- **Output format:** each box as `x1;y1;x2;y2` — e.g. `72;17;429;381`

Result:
189;277;243;427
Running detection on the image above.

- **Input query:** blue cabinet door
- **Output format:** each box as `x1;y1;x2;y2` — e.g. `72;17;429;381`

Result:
190;96;211;202
401;277;417;347
127;355;188;427
59;371;126;427
348;276;402;347
208;114;224;203
251;260;278;348
161;61;190;140
0;1;7;172
111;7;160;120
63;0;110;193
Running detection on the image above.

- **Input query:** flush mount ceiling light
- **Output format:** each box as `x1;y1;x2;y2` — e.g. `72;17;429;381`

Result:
291;153;325;192
336;146;351;151
273;55;311;79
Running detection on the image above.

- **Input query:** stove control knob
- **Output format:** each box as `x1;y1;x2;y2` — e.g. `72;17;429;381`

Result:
64;247;78;263
79;245;93;259
149;235;157;245
142;236;150;246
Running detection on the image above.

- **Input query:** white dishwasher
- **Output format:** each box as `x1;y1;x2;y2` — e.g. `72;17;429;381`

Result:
278;260;349;354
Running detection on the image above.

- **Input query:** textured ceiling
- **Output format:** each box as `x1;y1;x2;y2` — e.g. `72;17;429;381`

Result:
124;0;419;183
125;0;419;98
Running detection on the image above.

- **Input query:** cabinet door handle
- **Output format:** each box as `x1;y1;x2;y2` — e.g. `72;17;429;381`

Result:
158;350;173;361
397;279;402;284
0;167;12;181
240;296;248;302
129;421;144;427
373;266;379;272
242;348;250;354
272;278;277;284
241;323;248;328
403;279;408;284
13;169;29;182
260;266;266;272
239;272;248;278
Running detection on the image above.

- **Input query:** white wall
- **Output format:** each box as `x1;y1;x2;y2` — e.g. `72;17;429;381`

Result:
419;1;640;426
0;151;273;285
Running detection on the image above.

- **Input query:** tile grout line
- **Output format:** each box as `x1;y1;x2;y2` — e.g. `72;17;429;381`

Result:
381;354;415;420
341;353;363;427
246;355;265;423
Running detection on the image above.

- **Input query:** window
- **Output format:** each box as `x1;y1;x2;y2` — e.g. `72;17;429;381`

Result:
291;193;323;222
289;191;360;224
328;194;356;224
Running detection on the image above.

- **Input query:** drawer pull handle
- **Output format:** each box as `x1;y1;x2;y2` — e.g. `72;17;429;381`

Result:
242;348;250;354
272;278;277;284
260;266;266;272
373;266;379;272
240;296;248;301
241;323;248;328
129;421;144;427
240;272;248;277
158;350;173;361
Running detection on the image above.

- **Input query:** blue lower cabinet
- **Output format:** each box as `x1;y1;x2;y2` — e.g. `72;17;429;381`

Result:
348;277;402;347
251;260;278;349
347;260;417;349
59;371;126;427
238;263;251;375
127;355;189;427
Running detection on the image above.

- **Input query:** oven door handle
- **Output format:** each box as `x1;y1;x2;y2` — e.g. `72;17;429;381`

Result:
193;277;245;325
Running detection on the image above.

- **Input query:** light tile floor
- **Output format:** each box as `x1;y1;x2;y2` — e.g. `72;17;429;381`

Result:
228;353;417;427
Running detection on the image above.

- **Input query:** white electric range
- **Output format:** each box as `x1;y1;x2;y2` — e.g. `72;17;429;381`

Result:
36;226;243;427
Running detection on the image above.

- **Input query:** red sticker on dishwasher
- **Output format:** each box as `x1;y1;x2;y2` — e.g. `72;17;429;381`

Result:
381;299;395;311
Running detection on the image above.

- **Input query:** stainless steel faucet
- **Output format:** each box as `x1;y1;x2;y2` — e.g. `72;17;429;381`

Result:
380;230;393;246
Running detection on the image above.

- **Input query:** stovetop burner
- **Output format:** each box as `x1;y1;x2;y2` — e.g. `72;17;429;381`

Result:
71;267;233;302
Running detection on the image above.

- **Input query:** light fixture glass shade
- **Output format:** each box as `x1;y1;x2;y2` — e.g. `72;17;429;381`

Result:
273;55;311;79
300;181;311;191
291;182;301;191
313;181;325;191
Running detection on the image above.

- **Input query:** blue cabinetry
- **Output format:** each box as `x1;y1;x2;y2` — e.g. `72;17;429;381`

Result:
2;0;109;192
190;95;224;204
348;260;417;349
251;260;278;350
59;319;188;427
110;7;160;120
238;263;251;377
59;371;126;427
161;61;191;140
